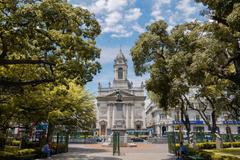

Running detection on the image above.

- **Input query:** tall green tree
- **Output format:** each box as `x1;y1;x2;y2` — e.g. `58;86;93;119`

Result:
193;0;240;119
11;80;96;143
131;20;193;140
195;0;240;85
0;0;101;90
131;20;235;139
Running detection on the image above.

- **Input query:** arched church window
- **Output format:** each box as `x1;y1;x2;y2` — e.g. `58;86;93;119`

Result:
118;67;123;79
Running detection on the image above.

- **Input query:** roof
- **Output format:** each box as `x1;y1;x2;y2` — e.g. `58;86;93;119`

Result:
114;49;127;64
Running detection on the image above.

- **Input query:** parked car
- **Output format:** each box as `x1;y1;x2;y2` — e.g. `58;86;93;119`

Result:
131;138;144;142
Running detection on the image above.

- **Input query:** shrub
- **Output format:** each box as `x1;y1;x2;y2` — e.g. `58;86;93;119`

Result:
198;151;213;159
193;141;240;150
17;149;36;156
4;146;19;153
196;142;216;149
223;142;231;148
192;148;240;160
11;140;21;146
0;149;37;160
0;151;14;160
232;142;240;147
234;135;240;141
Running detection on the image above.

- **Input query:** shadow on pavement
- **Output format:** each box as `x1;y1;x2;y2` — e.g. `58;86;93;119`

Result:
38;145;122;160
47;155;122;160
69;147;108;154
161;158;176;160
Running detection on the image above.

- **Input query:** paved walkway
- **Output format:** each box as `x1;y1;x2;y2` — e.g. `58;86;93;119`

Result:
39;143;176;160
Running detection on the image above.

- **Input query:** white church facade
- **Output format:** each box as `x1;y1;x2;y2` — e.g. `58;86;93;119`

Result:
96;50;146;136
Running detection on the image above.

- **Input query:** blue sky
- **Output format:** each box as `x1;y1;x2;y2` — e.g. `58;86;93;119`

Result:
68;0;206;95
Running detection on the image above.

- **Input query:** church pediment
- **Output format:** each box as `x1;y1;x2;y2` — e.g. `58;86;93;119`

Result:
100;89;134;98
107;90;134;97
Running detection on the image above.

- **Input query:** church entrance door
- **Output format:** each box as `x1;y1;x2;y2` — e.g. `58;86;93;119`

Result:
100;124;106;135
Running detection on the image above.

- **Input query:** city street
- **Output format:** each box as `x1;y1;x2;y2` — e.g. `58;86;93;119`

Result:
40;143;176;160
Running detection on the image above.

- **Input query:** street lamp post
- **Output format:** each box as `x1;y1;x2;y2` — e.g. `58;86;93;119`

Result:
112;89;123;156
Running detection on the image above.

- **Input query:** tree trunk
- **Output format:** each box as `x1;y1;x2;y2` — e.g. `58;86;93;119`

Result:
0;129;7;151
47;122;54;143
65;131;69;152
211;109;217;135
181;105;191;143
180;97;191;143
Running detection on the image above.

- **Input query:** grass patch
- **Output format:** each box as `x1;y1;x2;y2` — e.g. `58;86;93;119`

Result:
219;148;240;155
203;148;240;160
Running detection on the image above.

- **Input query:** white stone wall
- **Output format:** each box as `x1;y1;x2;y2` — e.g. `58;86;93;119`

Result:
97;98;146;135
145;103;240;135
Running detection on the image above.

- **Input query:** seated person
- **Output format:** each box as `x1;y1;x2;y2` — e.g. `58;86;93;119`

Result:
176;151;183;160
41;143;51;158
178;141;188;158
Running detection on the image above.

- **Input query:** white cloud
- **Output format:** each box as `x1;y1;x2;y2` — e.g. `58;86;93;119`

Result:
125;8;142;21
168;12;179;26
154;0;171;5
132;23;145;33
70;0;142;38
105;11;122;26
151;9;165;20
103;24;125;33
111;32;133;38
90;0;106;14
151;0;171;21
176;0;197;17
106;0;128;12
149;0;204;33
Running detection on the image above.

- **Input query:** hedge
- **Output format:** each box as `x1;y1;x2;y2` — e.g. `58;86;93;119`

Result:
175;142;240;160
0;149;37;160
176;142;240;150
201;148;240;160
196;142;216;149
11;140;21;146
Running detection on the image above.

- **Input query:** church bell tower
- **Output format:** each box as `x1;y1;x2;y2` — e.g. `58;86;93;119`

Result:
113;49;129;89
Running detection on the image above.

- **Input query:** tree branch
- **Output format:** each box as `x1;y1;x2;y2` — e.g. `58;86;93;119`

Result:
198;98;208;112
0;59;55;66
221;51;240;69
183;94;211;129
212;15;229;27
0;78;55;87
0;34;8;59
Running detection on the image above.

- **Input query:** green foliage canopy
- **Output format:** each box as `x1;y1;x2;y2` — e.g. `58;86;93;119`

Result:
13;81;96;130
0;0;101;89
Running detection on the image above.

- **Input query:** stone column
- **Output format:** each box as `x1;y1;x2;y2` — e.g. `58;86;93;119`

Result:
107;104;110;128
112;104;115;128
126;104;129;129
131;105;134;129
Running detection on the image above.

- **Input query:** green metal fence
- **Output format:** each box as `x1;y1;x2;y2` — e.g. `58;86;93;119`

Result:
113;131;120;156
167;132;179;154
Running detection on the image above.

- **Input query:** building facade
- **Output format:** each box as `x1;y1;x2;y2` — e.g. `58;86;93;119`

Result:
96;50;146;136
146;101;240;137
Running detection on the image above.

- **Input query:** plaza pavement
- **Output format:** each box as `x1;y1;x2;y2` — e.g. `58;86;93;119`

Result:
39;143;176;160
